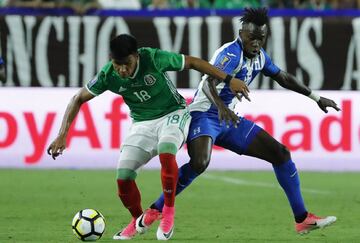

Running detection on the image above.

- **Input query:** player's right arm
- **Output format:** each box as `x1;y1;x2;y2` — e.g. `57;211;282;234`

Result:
47;87;95;160
202;76;239;127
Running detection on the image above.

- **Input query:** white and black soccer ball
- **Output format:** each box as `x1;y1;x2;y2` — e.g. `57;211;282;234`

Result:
72;209;106;241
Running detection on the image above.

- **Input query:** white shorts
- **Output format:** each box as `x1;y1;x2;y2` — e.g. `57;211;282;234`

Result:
117;108;191;170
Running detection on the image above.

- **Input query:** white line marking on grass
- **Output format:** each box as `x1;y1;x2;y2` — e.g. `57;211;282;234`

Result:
203;174;330;195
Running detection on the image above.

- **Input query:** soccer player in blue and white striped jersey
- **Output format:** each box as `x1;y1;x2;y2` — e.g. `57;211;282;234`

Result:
141;8;340;235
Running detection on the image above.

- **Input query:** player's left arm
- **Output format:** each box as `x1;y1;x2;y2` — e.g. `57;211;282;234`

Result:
272;71;340;113
202;76;239;127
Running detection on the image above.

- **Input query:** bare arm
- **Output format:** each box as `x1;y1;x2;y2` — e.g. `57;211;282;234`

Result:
202;77;224;108
184;56;229;82
202;77;239;127
47;87;95;159
273;70;340;113
57;87;95;137
184;55;250;101
272;70;311;95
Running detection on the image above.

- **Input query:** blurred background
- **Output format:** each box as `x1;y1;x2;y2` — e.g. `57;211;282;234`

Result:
2;0;360;11
0;0;359;170
1;1;360;242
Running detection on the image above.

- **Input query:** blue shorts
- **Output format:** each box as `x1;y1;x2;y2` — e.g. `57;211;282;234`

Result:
187;111;262;154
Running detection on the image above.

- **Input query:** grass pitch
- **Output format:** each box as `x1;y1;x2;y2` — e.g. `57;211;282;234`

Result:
0;169;359;242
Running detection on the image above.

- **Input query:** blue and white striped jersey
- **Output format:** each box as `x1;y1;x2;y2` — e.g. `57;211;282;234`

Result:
189;38;280;113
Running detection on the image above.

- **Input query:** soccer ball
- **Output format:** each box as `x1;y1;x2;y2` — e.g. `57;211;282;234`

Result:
71;209;106;241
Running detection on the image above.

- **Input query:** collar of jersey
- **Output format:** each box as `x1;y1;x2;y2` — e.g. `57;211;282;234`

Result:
129;56;140;79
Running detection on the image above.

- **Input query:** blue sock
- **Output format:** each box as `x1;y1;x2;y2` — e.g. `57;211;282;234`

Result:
152;162;199;211
273;160;307;221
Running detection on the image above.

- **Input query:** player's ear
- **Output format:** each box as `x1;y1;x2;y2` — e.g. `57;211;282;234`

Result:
239;29;244;39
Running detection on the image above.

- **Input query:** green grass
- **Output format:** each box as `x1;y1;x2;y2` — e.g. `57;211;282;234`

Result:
0;169;359;242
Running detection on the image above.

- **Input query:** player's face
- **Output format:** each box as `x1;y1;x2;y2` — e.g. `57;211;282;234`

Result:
240;23;267;58
112;53;138;78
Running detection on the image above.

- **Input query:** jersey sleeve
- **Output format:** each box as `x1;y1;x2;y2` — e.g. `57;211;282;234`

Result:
0;57;4;65
212;48;240;75
85;71;107;96
261;51;281;77
153;49;185;72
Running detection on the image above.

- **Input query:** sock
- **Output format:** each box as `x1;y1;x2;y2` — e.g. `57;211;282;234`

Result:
117;179;143;218
152;162;199;211
296;212;308;223
159;153;179;207
272;160;307;222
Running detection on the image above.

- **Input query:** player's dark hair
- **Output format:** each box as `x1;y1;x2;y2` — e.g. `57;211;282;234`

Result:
240;8;269;26
110;34;138;61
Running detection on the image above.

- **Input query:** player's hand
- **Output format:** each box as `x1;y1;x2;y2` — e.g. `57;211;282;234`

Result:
317;97;341;113
217;103;240;128
47;136;66;160
229;78;250;102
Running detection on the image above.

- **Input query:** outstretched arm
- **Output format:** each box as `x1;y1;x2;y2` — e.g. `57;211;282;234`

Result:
184;55;250;101
47;87;95;160
202;76;239;127
272;71;340;113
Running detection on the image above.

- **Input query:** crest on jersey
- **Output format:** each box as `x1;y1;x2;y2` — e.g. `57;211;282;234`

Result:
87;75;98;88
144;74;156;86
215;54;231;70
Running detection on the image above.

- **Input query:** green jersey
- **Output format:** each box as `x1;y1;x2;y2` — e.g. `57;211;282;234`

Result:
86;48;187;122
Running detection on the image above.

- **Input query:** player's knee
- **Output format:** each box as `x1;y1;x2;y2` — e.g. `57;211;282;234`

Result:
158;141;178;155
274;144;291;165
189;153;210;174
116;168;137;180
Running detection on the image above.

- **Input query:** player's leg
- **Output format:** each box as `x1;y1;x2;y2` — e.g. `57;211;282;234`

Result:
150;135;212;212
157;109;191;205
243;129;309;221
174;135;213;196
244;129;336;233
188;135;214;174
113;121;158;240
113;145;153;240
152;108;191;240
149;112;219;213
155;142;178;240
170;135;213;198
218;118;336;233
216;118;307;222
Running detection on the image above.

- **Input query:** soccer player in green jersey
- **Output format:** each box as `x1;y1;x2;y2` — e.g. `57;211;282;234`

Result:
47;34;249;240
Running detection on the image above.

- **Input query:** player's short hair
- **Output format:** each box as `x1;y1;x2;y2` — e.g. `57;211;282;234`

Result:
240;8;269;27
110;34;138;61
